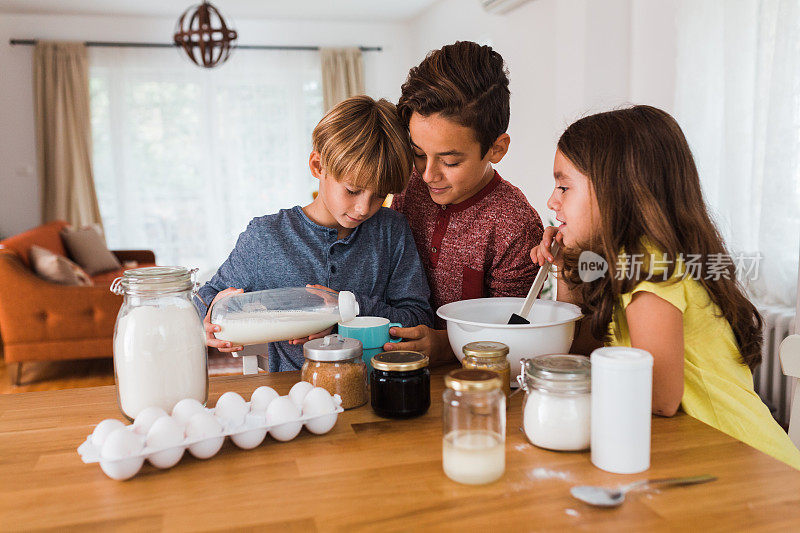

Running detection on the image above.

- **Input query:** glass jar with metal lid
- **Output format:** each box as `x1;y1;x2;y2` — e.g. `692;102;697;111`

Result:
302;334;366;409
369;351;430;418
518;354;591;451
110;266;207;420
442;369;506;485
461;341;511;397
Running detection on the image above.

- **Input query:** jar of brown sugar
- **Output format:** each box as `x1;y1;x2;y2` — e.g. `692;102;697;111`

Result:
302;334;367;409
462;341;511;397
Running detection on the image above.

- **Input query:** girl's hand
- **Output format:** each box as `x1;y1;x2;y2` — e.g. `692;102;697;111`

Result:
204;287;244;352
530;226;564;267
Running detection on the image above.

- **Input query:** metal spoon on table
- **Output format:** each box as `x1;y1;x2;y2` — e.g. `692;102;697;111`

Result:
570;474;717;508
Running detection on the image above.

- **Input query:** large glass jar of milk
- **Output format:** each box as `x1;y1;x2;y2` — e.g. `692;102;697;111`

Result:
111;266;207;420
518;354;591;451
442;369;505;485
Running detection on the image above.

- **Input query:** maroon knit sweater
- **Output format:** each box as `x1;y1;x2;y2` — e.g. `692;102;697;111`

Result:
393;170;544;328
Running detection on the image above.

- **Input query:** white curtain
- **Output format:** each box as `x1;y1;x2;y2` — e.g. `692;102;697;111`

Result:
320;48;364;113
674;0;800;307
89;47;323;278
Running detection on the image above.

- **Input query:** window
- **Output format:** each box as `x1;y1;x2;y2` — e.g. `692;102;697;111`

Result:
90;47;323;278
674;0;800;306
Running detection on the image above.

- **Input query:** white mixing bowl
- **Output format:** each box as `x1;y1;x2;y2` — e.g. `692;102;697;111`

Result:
437;297;582;386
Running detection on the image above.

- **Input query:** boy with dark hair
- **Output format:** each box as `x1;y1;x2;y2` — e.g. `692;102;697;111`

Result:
386;41;544;363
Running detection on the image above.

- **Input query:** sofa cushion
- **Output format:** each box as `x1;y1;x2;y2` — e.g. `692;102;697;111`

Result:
0;220;69;267
61;225;122;276
29;245;94;286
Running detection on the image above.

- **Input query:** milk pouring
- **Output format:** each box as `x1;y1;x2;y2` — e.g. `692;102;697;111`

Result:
210;287;360;345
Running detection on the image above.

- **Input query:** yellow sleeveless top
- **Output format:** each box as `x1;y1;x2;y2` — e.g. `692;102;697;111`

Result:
608;251;800;470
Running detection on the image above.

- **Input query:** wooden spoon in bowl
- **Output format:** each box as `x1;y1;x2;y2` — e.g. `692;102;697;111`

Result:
508;242;560;325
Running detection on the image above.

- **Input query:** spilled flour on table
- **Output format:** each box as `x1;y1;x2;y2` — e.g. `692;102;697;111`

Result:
527;467;573;482
565;508;579;517
514;443;529;452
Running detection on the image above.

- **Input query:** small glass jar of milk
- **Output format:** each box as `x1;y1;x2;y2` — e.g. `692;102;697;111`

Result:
110;267;208;420
518;354;591;451
442;369;506;485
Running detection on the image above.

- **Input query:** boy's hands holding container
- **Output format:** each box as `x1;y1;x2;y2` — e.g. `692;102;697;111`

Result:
204;287;244;352
288;284;338;345
382;324;454;366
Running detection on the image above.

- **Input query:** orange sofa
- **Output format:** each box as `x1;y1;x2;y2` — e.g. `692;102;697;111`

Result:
0;221;156;384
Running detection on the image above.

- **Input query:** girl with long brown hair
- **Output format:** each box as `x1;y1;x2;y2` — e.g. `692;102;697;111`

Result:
531;105;800;468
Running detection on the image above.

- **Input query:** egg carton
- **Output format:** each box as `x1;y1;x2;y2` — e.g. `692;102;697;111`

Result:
77;384;343;481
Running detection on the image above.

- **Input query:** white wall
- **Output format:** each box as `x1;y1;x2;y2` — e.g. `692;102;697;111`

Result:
404;0;678;222
0;12;410;238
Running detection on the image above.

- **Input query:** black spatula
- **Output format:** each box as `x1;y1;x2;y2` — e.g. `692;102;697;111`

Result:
508;242;560;324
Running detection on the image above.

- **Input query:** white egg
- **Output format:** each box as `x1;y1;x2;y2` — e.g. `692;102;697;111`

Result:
91;419;126;447
230;427;268;450
185;411;225;459
146;416;185;449
101;427;144;460
146;416;186;469
172;398;206;426
302;388;338;435
133;406;168;435
302;387;336;415
185;411;223;440
214;391;248;426
99;428;145;480
250;386;279;413
266;396;302;441
288;381;314;407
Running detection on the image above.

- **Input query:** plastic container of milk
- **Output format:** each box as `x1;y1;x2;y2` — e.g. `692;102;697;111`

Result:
210;287;360;346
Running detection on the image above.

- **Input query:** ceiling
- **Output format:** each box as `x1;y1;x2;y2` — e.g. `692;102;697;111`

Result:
0;0;441;22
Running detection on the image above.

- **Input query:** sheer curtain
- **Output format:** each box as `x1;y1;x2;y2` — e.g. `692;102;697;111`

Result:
89;47;323;278
674;0;800;307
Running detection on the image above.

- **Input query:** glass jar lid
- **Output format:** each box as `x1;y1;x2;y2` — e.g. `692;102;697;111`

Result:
444;369;501;392
303;334;362;362
462;341;509;359
371;351;428;372
521;354;591;395
111;266;196;296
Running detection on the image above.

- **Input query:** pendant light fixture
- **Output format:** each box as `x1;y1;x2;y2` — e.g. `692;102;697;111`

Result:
174;1;238;68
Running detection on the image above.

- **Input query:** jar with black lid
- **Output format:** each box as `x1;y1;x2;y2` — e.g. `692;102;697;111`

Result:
370;351;430;418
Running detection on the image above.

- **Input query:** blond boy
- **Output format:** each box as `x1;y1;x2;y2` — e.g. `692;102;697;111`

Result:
197;96;433;371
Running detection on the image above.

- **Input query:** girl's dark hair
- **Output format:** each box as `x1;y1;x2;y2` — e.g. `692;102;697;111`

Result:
559;105;763;370
397;41;510;157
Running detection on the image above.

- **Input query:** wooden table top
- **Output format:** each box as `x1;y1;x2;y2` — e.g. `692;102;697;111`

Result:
2;366;800;532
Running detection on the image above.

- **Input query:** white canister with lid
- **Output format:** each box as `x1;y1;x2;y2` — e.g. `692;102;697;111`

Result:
590;346;653;474
518;354;591;451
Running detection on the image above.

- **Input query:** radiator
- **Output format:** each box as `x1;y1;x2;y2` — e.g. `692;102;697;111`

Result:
754;306;797;427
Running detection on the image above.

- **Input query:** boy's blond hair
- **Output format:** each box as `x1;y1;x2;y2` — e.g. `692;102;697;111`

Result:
312;95;412;197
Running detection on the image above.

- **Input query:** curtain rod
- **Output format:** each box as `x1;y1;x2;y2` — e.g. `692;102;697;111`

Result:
9;39;381;52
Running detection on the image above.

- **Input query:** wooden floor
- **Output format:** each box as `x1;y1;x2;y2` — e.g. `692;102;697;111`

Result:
0;346;253;394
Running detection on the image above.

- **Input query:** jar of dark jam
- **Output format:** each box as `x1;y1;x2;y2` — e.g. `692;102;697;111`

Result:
370;351;430;418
